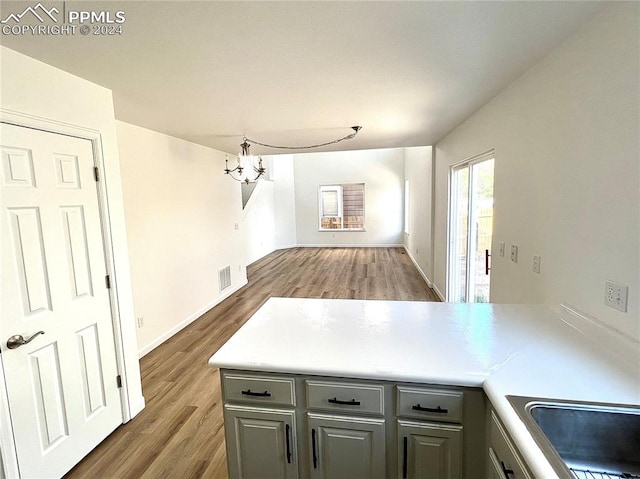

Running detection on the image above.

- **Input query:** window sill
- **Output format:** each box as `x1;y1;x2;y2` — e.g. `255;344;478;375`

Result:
318;228;366;232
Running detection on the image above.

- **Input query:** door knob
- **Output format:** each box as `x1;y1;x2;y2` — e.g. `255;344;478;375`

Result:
6;331;45;349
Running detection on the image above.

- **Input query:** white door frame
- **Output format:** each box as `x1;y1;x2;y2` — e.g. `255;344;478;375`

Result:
446;149;495;302
0;109;130;478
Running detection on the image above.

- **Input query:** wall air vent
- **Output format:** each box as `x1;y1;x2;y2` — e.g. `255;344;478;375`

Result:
218;266;231;292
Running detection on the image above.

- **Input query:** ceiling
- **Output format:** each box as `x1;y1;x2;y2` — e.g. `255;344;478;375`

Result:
0;1;606;155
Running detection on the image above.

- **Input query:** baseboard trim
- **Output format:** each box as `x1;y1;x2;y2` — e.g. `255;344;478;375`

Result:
402;245;433;288
294;243;405;248
432;284;446;302
138;279;249;358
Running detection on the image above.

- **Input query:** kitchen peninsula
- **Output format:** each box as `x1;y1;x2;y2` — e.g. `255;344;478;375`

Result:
208;298;640;479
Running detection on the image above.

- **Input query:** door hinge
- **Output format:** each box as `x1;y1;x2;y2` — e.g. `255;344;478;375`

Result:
105;275;111;289
116;375;123;388
93;166;100;182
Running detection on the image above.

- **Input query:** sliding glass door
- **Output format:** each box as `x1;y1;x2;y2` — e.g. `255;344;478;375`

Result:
448;153;494;303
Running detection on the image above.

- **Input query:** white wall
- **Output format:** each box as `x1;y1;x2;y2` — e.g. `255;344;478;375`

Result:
273;155;298;249
115;122;248;355
243;180;277;264
0;46;145;476
242;155;297;264
294;148;405;246
403;147;435;290
434;4;640;340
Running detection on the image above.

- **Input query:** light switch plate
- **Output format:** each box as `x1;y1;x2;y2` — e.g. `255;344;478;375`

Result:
532;255;541;274
510;245;518;263
499;242;505;257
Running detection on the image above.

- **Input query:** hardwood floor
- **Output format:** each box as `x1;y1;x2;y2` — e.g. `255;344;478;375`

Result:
64;247;439;478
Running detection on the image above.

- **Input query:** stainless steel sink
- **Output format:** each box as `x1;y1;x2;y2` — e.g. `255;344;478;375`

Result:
507;396;640;479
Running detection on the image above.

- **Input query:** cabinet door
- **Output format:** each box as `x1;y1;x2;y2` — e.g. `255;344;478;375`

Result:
224;405;298;479
488;447;514;479
488;411;533;479
308;413;386;479
397;420;463;479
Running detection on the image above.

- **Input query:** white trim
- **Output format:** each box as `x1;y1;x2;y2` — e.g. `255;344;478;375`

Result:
429;147;437;299
403;245;432;288
449;148;495;169
275;244;299;252
432;284;446;302
294;243;404;248
404;179;410;235
137;279;249;357
401;245;445;301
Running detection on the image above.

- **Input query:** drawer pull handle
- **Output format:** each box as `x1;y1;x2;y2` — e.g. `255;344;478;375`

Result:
412;404;448;414
241;389;271;397
285;424;292;464
328;397;361;406
500;461;514;478
311;428;318;469
402;436;408;478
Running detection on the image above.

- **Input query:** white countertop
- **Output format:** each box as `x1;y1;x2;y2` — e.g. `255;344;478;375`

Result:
208;297;640;479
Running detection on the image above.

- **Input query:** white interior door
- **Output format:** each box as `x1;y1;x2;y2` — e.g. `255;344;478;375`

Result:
0;123;122;478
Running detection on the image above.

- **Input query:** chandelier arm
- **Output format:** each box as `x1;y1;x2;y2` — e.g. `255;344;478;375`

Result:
243;126;361;150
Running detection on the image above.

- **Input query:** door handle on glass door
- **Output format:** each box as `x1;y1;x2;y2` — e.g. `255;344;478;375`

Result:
485;249;491;275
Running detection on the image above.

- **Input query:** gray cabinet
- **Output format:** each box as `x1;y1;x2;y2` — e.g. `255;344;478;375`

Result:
396;385;464;479
397;420;462;479
221;372;298;479
224;405;299;479
219;370;479;479
305;379;386;479
487;410;532;479
308;413;386;479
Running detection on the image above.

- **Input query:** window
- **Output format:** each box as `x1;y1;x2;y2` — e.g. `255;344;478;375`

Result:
404;179;410;234
318;183;365;231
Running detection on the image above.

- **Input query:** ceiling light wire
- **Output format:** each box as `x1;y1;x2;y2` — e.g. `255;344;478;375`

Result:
243;125;362;150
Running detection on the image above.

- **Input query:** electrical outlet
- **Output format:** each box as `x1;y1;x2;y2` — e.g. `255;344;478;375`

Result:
499;242;505;257
510;245;518;263
532;255;541;274
605;281;628;312
137;317;144;328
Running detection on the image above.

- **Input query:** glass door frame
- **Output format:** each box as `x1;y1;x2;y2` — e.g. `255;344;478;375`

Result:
446;150;495;303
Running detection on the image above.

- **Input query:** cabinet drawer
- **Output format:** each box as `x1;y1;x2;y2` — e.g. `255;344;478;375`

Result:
306;380;385;416
396;386;463;423
223;373;295;406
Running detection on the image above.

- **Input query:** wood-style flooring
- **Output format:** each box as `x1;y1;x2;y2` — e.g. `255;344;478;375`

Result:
64;247;439;478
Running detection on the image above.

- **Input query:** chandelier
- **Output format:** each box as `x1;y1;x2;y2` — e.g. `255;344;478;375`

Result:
224;139;265;184
224;126;362;184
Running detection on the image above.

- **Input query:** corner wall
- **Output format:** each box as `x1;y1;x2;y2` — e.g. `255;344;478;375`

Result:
433;4;640;340
243;155;297;264
294;148;405;246
403;146;435;290
115;122;248;355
